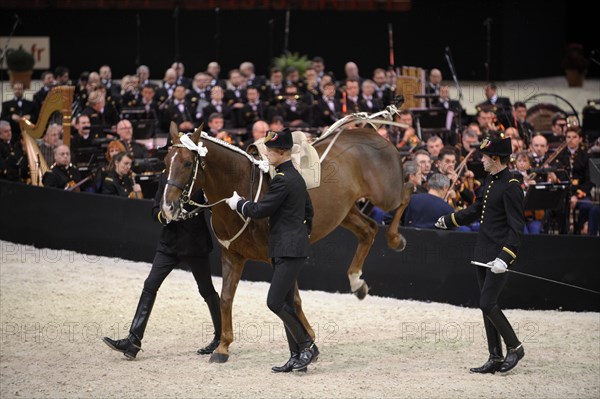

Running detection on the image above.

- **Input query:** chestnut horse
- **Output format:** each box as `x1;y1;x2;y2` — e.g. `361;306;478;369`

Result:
161;124;411;363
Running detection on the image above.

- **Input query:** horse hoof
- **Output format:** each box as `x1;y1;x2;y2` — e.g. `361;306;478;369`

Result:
394;235;407;252
354;282;369;300
209;352;229;363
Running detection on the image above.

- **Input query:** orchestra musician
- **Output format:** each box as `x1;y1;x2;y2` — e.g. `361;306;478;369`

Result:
101;152;143;198
42;144;82;190
437;147;477;215
513;102;534;146
393;110;421;149
512;150;542;234
565;126;593;234
93;140;126;193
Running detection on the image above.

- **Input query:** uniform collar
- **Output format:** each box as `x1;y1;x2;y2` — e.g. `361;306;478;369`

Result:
492;166;510;180
275;160;293;173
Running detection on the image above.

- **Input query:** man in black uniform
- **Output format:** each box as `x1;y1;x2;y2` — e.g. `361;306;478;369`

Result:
102;171;221;359
1;82;35;142
42;144;82;189
0;121;26;181
225;128;317;373
436;134;525;374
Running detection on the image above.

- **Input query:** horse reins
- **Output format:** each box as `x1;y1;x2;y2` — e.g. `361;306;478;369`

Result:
168;138;267;249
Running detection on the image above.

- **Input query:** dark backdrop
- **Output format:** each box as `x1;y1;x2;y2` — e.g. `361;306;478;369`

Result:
2;180;598;312
1;0;597;82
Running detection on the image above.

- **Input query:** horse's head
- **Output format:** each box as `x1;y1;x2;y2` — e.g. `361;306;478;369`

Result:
161;122;206;221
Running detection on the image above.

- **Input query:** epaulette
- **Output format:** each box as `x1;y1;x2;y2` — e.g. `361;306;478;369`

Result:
508;178;520;184
276;172;285;176
105;177;113;182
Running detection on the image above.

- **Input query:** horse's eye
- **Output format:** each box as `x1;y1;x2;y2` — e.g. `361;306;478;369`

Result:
183;161;193;168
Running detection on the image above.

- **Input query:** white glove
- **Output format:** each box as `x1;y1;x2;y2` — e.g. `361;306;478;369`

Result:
488;258;508;274
226;191;242;210
435;216;447;230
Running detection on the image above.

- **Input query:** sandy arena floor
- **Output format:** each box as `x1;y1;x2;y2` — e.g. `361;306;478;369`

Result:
1;241;599;399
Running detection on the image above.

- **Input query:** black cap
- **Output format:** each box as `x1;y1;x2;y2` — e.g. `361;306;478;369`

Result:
479;133;512;156
264;128;293;149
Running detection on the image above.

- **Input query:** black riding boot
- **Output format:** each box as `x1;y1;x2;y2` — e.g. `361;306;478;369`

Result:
470;315;504;374
486;305;524;372
271;327;306;373
197;293;222;355
102;290;156;359
275;305;318;371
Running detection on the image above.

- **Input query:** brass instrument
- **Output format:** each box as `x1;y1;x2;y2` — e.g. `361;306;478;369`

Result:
128;172;144;199
19;86;74;186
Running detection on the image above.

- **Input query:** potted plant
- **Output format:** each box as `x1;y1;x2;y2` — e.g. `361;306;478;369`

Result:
561;43;589;87
273;51;311;77
6;45;35;89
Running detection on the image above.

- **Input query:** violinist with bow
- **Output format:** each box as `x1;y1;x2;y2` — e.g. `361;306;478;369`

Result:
437;147;476;213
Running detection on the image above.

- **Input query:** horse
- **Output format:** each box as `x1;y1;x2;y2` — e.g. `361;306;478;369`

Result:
161;123;411;363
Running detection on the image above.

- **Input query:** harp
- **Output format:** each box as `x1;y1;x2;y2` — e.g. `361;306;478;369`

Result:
19;85;74;186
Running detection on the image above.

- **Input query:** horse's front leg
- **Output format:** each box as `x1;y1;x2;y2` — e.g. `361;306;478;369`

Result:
340;206;378;300
210;250;246;363
293;282;315;339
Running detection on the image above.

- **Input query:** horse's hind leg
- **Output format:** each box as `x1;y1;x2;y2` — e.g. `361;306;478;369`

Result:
385;183;412;252
340;205;378;300
293;282;315;340
210;250;245;364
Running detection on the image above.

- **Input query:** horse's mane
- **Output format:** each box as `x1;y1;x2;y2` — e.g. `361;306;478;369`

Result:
199;131;264;167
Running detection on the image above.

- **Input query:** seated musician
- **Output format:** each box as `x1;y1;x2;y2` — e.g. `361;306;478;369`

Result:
528;134;563;183
101;152;143;198
93;140;126;193
565;127;593;234
115;119;149;159
476;82;513;128
205;112;237;145
414;149;434;183
438;147;477;222
401;173;455;229
165;85;195;134
512;150;542;234
393;110;420;150
37;123;62;166
42;144;82;190
0;121;27;182
81;88;119;138
404;160;427;194
456;127;483;163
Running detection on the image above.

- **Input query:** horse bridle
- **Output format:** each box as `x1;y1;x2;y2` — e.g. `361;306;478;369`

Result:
166;143;209;219
166;140;266;249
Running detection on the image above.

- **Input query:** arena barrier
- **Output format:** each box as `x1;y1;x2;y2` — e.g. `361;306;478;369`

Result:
2;180;598;312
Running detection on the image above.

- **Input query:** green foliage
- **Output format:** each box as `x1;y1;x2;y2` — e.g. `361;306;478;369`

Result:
6;45;35;71
272;51;311;76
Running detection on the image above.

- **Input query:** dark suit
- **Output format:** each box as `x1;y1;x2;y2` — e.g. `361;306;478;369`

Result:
101;170;135;197
81;104;120;138
477;96;513;128
1;97;35;142
0;140;26;181
312;97;341;127
443;168;524;357
236;159;314;352
42;163;82;189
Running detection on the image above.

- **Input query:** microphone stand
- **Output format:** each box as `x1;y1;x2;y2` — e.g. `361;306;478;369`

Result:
1;15;21;107
444;46;463;132
483;17;492;81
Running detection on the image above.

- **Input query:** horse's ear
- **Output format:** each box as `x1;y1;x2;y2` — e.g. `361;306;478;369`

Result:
169;122;180;144
190;126;202;144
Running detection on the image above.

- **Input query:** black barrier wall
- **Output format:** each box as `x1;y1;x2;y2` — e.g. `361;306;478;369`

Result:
1;180;598;311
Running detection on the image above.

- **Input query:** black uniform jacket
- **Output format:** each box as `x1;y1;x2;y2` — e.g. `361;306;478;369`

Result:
42;163;82;189
443;167;525;266
237;160;313;258
152;173;213;258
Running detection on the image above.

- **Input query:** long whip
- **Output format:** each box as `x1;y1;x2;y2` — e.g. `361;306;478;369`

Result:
471;261;600;295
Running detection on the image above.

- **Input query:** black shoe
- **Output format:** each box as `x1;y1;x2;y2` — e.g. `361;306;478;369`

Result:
292;342;319;371
102;335;142;359
197;337;220;355
469;355;504;374
498;344;524;372
271;352;306;373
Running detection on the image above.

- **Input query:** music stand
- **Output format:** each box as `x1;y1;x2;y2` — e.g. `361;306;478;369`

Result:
524;183;568;211
589;158;600;186
409;108;448;129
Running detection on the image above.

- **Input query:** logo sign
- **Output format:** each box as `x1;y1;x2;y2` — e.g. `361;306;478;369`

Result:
0;36;50;69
